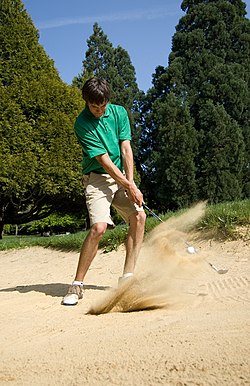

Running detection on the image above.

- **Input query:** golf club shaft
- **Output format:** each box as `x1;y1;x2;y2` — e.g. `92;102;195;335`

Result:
143;203;163;222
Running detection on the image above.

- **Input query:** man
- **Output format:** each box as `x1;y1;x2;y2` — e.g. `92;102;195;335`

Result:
62;77;146;306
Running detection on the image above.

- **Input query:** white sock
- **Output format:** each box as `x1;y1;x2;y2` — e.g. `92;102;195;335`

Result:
122;272;133;279
72;280;84;286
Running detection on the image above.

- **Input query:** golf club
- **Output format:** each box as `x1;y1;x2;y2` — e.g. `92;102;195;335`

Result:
207;262;228;275
143;203;228;274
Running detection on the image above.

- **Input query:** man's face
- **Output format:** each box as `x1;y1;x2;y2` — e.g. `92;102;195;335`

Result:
88;101;108;118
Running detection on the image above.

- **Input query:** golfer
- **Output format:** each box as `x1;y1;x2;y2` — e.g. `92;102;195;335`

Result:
63;77;146;305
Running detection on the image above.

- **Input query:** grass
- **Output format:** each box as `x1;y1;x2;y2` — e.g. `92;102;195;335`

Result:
1;199;249;252
199;199;250;238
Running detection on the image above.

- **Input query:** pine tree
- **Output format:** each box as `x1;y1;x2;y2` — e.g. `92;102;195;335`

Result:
140;84;197;210
141;0;249;208
198;100;244;202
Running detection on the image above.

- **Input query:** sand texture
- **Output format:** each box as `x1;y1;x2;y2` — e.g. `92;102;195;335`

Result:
0;204;249;385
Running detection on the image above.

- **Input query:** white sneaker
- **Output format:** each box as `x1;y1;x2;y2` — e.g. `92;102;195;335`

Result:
118;273;134;285
62;285;84;306
118;272;134;283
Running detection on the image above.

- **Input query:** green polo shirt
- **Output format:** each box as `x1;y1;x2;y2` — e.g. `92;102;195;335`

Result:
74;103;131;175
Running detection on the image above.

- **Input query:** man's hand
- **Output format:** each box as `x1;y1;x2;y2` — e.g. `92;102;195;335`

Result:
126;183;144;207
95;153;144;206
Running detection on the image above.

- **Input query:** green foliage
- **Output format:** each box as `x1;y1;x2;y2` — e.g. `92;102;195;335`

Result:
140;0;250;209
0;0;85;236
0;0;54;86
197;101;244;202
141;91;198;210
81;24;140;109
17;213;87;235
199;199;250;238
99;225;128;253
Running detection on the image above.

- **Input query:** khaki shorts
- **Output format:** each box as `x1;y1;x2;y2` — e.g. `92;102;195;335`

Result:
82;173;144;226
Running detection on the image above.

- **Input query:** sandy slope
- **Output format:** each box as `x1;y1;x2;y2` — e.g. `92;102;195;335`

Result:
0;206;249;386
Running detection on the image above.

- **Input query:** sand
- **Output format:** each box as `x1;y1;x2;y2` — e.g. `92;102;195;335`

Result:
0;204;249;385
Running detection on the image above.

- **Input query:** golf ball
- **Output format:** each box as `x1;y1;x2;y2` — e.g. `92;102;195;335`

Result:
187;246;196;254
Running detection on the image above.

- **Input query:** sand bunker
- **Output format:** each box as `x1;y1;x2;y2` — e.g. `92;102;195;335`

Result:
0;202;249;385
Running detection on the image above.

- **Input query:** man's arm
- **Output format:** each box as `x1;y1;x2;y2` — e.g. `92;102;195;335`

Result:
120;140;134;183
95;146;143;206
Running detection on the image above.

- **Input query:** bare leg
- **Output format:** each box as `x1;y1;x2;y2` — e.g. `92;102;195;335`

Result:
123;211;146;275
74;222;107;281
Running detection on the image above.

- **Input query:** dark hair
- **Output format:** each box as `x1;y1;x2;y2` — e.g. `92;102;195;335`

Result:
82;77;110;104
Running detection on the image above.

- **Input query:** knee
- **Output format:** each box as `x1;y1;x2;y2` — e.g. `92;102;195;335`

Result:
138;210;147;226
90;223;107;239
131;210;146;228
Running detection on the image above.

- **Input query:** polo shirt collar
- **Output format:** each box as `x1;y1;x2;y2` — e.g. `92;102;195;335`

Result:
102;104;110;118
85;104;110;119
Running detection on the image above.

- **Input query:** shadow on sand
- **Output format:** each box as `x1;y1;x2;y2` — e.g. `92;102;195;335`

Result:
0;283;111;298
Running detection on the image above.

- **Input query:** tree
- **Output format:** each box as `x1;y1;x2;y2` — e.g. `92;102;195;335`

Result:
140;85;197;210
140;0;249;209
197;100;244;202
0;0;84;237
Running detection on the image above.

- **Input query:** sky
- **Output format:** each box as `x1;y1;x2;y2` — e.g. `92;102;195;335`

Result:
22;0;249;93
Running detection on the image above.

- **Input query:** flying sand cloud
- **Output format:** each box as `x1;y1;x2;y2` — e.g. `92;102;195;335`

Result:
37;8;179;29
88;202;207;314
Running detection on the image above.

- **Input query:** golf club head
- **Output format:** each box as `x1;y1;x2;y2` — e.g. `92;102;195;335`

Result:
216;268;229;274
209;263;228;274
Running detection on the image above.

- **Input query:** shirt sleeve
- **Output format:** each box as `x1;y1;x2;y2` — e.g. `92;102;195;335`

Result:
118;107;132;141
75;124;107;159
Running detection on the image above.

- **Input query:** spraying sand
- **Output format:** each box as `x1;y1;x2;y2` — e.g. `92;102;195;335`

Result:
89;202;207;314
